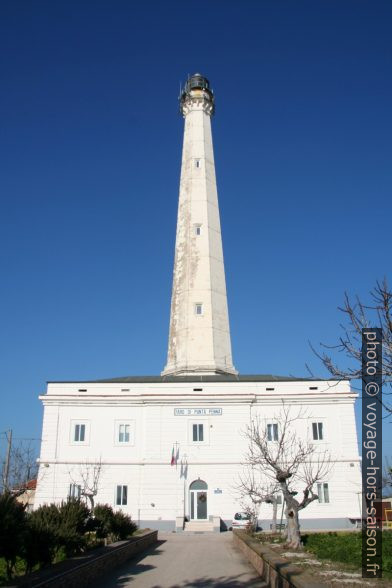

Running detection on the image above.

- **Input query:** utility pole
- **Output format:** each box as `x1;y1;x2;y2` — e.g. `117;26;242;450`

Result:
3;429;12;490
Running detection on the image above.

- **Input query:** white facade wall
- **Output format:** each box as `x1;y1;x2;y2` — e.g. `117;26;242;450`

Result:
34;378;362;530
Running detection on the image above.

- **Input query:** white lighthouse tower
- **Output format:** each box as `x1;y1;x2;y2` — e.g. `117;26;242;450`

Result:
162;74;237;376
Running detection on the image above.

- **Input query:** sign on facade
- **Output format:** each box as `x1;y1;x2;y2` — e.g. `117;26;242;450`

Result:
174;408;222;416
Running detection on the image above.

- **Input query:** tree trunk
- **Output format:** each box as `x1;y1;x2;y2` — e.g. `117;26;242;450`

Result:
271;499;277;533
285;505;302;549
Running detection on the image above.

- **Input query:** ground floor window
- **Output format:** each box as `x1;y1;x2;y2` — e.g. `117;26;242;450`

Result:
317;482;330;503
68;484;81;499
116;485;128;506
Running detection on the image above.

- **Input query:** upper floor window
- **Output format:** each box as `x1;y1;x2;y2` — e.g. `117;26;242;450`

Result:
195;303;203;315
195;158;201;168
317;483;330;503
194;224;202;236
312;422;324;441
116;485;128;506
74;423;85;442
114;421;134;446
193;423;204;442
68;484;81;499
118;424;130;443
267;423;278;442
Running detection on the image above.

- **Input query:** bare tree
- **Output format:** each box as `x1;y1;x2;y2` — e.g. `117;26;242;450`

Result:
237;467;281;532
68;460;103;509
1;440;38;496
312;279;392;415
244;406;332;549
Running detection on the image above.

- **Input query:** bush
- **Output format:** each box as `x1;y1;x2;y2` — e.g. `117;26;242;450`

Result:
93;504;115;539
0;493;26;579
93;504;137;541
111;511;137;540
56;499;91;556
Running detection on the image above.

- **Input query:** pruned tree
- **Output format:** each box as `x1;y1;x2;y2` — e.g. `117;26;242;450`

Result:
68;460;103;509
245;406;332;549
237;467;281;532
311;278;392;415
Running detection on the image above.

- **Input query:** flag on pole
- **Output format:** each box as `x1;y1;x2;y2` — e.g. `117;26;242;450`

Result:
171;446;175;466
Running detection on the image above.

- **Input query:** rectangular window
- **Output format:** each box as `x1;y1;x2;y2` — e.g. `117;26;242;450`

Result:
267;423;278;442
118;424;130;443
68;484;81;499
312;422;323;441
74;423;86;442
317;483;330;503
195;224;201;236
116;485;128;506
192;423;204;442
195;158;201;168
195;303;203;315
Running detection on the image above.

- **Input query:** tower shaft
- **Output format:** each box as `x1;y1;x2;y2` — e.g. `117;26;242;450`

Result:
162;74;237;376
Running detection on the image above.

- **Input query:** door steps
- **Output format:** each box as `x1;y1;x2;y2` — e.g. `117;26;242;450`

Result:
184;520;214;532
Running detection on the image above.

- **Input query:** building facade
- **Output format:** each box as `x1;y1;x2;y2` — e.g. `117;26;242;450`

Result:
34;74;362;531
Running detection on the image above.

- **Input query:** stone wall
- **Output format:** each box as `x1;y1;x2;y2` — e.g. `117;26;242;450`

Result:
17;530;158;587
232;531;326;588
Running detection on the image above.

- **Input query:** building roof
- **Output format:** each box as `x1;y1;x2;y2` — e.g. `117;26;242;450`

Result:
48;374;346;384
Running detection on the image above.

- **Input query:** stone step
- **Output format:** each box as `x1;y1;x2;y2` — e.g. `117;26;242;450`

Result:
184;521;214;532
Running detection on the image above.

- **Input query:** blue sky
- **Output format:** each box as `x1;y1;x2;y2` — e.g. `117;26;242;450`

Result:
1;1;391;461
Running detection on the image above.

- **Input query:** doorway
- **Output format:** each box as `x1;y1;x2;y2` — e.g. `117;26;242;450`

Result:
189;479;208;520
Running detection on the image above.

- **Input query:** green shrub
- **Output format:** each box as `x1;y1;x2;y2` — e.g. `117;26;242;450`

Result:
0;493;26;579
93;504;115;539
56;499;91;556
93;504;137;541
111;511;137;540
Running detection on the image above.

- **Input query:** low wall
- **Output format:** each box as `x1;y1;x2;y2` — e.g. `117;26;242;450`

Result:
17;530;158;587
232;531;326;588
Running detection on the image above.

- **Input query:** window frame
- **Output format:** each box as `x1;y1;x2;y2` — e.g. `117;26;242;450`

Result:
312;421;324;441
317;482;330;503
266;422;279;442
114;420;135;446
189;419;209;444
70;420;89;445
195;303;203;316
116;484;128;506
68;483;82;499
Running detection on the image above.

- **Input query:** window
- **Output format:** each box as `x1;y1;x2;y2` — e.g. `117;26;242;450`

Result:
194;224;202;236
312;422;323;441
118;424;130;443
276;494;283;505
193;423;204;442
317;483;330;503
114;421;134;446
74;423;86;442
195;158;201;168
116;485;128;506
68;484;81;499
267;423;278;442
195;303;203;315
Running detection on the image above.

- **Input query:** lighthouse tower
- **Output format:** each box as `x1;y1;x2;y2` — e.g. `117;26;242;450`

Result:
162;74;237;376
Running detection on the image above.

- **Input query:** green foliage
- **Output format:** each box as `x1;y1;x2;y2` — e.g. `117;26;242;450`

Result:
302;531;392;575
56;499;91;556
0;496;137;583
93;504;137;541
93;504;115;538
0;493;26;579
111;510;137;540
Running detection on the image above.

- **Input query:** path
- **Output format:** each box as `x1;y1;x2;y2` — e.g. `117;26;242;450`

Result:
96;532;265;587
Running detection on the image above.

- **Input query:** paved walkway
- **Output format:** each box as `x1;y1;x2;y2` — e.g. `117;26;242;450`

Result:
96;532;265;587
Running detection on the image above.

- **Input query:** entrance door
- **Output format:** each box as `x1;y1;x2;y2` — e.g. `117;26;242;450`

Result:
189;480;208;520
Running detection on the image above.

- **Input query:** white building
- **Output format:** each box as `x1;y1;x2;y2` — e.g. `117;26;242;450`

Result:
34;74;362;531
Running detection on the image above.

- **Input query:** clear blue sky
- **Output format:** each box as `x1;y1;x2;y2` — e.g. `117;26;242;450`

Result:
1;1;391;461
